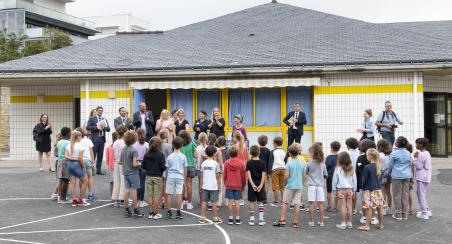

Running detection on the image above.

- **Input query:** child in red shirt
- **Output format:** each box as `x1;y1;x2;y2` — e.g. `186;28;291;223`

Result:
106;132;118;195
224;147;246;225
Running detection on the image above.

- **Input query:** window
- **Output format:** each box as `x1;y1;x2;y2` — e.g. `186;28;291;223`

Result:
286;87;313;126
228;89;253;126
255;88;281;126
197;90;221;119
170;89;193;124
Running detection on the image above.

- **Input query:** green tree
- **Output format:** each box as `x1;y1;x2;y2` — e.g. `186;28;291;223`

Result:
0;33;23;62
22;27;73;57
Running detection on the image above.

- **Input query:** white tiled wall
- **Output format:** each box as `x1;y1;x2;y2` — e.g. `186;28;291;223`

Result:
315;72;424;152
10;84;79;159
80;80;130;147
424;75;452;93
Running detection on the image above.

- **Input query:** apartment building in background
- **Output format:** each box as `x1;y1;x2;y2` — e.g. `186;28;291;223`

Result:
85;13;152;40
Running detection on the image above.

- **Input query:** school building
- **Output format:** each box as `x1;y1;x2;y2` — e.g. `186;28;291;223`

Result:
0;2;452;159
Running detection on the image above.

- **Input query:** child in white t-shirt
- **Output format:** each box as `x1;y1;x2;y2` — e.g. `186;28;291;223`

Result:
76;127;96;201
199;145;222;224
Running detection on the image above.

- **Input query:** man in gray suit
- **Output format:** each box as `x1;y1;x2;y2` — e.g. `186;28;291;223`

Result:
114;107;133;130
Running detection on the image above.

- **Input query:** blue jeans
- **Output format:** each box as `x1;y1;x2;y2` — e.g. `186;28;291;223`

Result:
137;168;146;201
381;131;395;147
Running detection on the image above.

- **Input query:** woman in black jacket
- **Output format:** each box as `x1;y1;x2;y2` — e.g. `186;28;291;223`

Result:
33;114;53;172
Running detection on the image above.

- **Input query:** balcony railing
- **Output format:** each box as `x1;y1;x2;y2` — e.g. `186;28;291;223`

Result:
1;0;95;30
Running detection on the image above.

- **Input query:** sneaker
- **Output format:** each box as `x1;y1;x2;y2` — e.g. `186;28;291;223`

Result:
308;222;315;227
138;201;148;208
371;217;379;225
318;222;325;227
199;217;206;224
71;199;78;207
346;222;353;229
300;204;306;211
259;220;266;226
213;217;223;224
392;213;403;221
316;207;320;213
428;210;432;217
51;193;58;200
416;212;429;220
124;209;132;218
336;223;347;230
148;213;155;219
87;194;96;201
153;213;162;220
360;217;367;224
289;204;294;210
240;199;245;206
113;202;120;208
166;210;173;219
228;218;234;225
207;205;213;211
176;211;183;220
270;202;279;207
78;199;91;207
186;202;194;210
352;209;357;215
235;219;242;225
58;198;71;204
248;219;255;226
133;209;144;217
39;168;44;172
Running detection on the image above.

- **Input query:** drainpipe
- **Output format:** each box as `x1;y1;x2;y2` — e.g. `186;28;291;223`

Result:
85;80;90;121
413;72;419;139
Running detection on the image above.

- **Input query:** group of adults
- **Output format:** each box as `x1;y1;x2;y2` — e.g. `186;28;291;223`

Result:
33;100;402;173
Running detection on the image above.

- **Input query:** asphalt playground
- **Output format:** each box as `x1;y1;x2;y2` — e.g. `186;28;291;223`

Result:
0;160;451;244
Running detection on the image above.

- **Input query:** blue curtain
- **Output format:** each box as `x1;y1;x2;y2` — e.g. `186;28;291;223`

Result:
286;87;313;126
170;89;193;124
228;89;253;126
197;90;220;118
133;89;145;114
255;88;280;126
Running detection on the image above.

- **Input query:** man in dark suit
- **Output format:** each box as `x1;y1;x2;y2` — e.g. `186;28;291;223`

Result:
87;106;111;175
283;102;307;147
133;102;155;142
114;107;133;130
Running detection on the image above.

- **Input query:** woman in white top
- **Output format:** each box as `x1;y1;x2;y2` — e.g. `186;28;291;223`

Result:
155;109;175;143
65;130;90;207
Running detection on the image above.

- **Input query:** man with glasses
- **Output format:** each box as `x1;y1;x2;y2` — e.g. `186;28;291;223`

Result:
114;107;133;130
87;106;111;175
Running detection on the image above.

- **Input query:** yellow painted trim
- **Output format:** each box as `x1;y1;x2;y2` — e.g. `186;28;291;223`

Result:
80;90;131;99
314;84;423;95
221;89;229;130
280;87;288;149
11;96;37;103
417;84;424;93
43;96;73;103
166;89;171;111
129;89;133;114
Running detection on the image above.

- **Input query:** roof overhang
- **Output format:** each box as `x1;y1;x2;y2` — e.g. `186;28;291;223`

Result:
26;11;98;37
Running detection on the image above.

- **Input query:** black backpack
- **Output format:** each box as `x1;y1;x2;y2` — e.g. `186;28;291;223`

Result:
376;111;398;133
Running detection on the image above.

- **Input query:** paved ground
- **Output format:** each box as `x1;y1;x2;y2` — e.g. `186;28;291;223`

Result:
0;159;451;244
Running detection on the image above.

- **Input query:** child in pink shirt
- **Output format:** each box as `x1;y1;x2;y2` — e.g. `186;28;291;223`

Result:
106;132;118;194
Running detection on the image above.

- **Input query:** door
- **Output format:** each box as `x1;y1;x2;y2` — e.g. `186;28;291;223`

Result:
424;93;447;156
448;96;452;155
74;98;81;129
144;89;167;122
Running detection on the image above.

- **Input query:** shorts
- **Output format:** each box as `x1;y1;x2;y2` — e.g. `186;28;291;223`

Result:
56;159;68;179
187;167;197;178
67;160;87;178
308;186;325;202
84;160;93;175
248;185;267;202
166;177;184;195
124;174;140;189
106;168;114;183
337;188;353;200
282;189;302;205
202;190;218;202
225;190;242;200
362;190;385;209
271;169;285;191
326;177;333;193
146;177;163;197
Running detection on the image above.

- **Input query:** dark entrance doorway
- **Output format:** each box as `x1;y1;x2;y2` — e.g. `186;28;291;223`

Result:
143;89;167;122
424;93;450;157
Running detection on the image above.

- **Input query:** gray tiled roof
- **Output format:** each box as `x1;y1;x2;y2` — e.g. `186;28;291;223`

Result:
1;2;452;73
381;20;452;42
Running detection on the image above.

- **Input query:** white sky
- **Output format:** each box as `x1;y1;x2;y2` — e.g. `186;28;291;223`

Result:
67;0;452;31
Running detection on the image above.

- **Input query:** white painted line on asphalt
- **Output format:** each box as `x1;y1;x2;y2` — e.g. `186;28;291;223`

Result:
0;223;212;236
0;238;45;244
0;198;51;201
174;208;231;244
0;203;113;231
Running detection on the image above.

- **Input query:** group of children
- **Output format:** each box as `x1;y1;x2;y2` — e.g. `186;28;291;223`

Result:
50;124;433;231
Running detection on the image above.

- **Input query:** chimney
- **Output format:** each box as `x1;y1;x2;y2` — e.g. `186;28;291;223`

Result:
271;0;278;3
